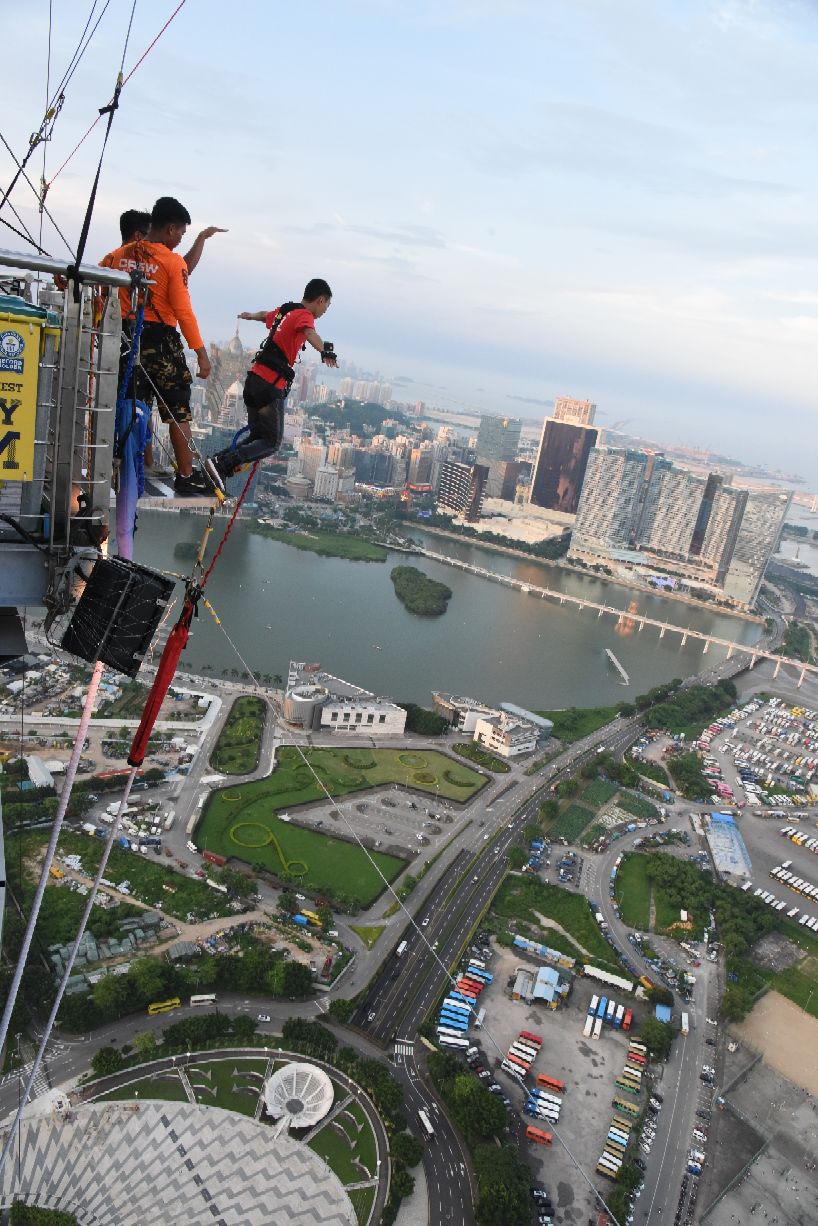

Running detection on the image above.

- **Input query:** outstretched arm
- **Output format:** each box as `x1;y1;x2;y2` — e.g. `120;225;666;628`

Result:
238;310;269;322
183;226;227;273
304;327;338;367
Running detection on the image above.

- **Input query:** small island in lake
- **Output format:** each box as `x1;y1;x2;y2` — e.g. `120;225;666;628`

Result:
390;565;453;616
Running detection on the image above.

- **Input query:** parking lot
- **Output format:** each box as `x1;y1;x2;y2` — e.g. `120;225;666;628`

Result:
705;1050;818;1226
473;942;655;1225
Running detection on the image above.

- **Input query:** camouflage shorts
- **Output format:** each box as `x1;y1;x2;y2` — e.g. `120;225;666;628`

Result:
138;323;192;424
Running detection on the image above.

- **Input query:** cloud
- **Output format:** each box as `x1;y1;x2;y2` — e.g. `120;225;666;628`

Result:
507;394;553;407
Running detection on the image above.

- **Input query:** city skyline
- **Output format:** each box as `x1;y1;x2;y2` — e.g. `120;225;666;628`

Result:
4;2;818;483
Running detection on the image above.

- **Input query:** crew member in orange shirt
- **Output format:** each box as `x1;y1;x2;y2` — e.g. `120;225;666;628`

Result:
103;197;213;495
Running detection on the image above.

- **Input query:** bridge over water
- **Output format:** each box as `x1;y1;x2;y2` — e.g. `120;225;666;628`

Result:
420;549;818;686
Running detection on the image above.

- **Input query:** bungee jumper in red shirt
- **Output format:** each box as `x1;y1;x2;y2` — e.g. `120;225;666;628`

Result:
204;278;337;492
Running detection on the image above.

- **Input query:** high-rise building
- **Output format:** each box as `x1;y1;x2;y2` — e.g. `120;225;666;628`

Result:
571;447;648;554
484;459;524;502
299;439;327;485
722;490;791;605
476;413;522;462
551;396;596;425
408;445;433;486
215;380;245;430
437;461;489;522
636;460;707;559
328;442;355;469
529;419;599;513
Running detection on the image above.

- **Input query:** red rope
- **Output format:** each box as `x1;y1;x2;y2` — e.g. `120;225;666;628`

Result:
201;463;259;589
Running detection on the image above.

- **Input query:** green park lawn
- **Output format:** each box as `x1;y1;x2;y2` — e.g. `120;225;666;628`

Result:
248;522;387;562
536;705;620;743
196;746;484;907
615;854;652;931
493;877;625;971
188;1057;267;1115
210;696;267;776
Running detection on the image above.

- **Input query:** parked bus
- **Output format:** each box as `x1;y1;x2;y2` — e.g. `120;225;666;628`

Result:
592;1017;603;1040
525;1125;553;1145
596;1160;619;1181
501;1060;526;1078
439;1012;468;1031
639;975;655;991
512;1042;538;1062
536;1073;566;1094
417;1109;435;1140
614;1078;641;1096
147;997;181;1015
466;967;493;983
623;1063;642;1078
519;1030;543;1047
606;1140;626;1159
614;1004;625;1029
467;957;486;970
531;1090;562;1109
475;1006;486;1028
628;1040;648;1055
439;1006;468;1024
189;994;217;1007
601;1150;623;1170
438;1036;470;1051
596;995;608;1020
506;1053;530;1073
605;1000;616;1025
588;994;600;1017
612;1097;640;1118
622;1007;633;1032
437;1026;466;1040
611;1118;633;1136
442;997;472;1014
457;978;483;995
627;1052;647;1066
582;1014;594;1038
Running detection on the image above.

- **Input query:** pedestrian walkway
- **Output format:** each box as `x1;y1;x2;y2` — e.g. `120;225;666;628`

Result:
393;1039;415;1060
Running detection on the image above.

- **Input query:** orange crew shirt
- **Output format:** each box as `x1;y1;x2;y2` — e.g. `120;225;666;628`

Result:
99;240;204;351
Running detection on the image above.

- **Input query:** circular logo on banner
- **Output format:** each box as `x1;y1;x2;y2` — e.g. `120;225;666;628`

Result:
0;331;24;359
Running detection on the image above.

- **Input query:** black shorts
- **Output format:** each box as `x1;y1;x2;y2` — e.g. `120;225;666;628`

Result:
243;370;286;448
138;322;192;424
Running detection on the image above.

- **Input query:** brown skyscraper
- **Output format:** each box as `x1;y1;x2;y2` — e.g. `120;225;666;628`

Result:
529;419;598;514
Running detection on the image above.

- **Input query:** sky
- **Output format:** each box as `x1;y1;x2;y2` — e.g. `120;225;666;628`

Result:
3;0;818;484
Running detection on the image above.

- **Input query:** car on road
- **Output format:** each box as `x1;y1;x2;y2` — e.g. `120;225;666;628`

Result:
257;1013;271;1024
421;916;430;927
705;1037;716;1046
367;1011;376;1022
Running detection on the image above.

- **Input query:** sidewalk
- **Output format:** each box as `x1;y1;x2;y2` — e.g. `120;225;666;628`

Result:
394;1160;428;1226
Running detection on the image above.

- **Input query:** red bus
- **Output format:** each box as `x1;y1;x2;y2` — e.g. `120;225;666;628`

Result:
536;1073;566;1094
627;1051;647;1066
455;982;480;998
622;1009;633;1032
506;1053;530;1072
525;1125;553;1145
519;1030;543;1048
458;978;484;994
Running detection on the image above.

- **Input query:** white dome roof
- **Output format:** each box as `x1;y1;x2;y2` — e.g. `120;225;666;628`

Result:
264;1062;334;1129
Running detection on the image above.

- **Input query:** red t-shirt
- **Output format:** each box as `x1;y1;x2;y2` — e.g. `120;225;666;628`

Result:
251;305;314;387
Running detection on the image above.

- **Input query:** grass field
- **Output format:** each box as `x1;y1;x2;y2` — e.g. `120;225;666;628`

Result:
349;924;385;949
535;706;620;743
615;855;652;931
629;757;670;787
188;1057;267;1116
99;1074;190;1104
248;522;388;562
196;746;484;907
580;822;607;848
549;803;596;843
773;956;818;1019
210;696;267;776
493;877;623;969
581;779;618;807
616;791;659;820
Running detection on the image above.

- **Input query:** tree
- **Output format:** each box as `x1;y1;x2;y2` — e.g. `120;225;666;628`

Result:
317;904;333;930
281;961;314;998
328;998;355;1022
232;1014;256;1041
279;890;298;915
390;1131;424;1167
93;975;129;1017
640;1017;674;1061
539;798;558;821
129;956;171;1004
91;1046;124;1078
506;847;527;870
133;1031;159;1060
391;1167;415;1199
